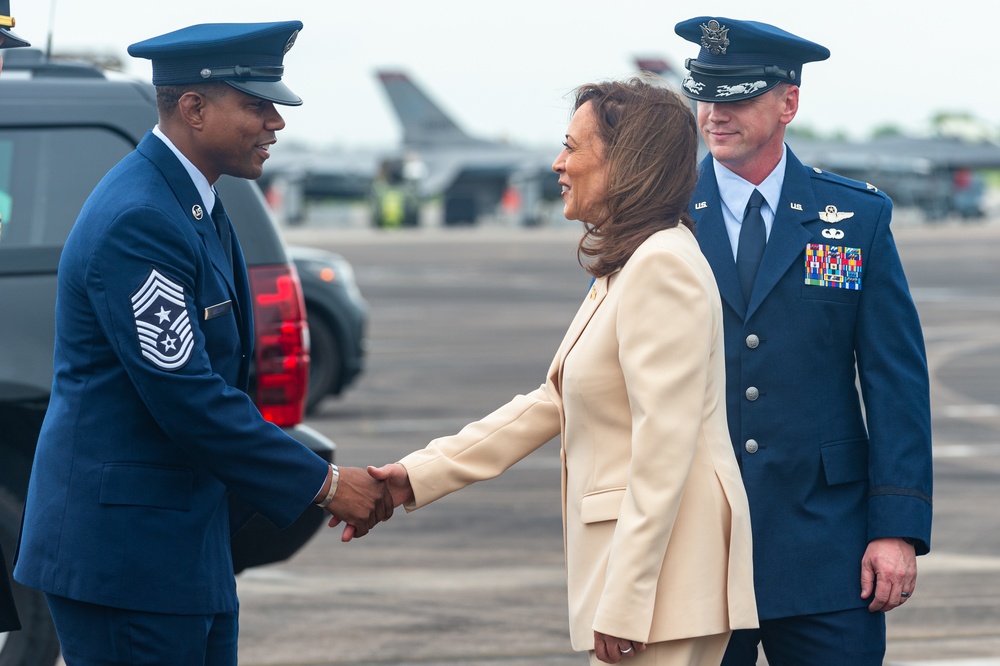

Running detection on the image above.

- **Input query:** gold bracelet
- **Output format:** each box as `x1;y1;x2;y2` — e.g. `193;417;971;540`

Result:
316;464;339;508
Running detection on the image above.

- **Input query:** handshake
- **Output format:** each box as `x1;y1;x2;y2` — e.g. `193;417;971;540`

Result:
313;463;413;541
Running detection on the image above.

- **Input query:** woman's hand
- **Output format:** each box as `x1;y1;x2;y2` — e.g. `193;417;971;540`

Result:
594;630;646;663
367;463;415;507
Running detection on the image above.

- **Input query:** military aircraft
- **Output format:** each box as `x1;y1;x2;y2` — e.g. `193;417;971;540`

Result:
257;145;381;225
260;70;560;227
374;70;560;226
784;134;997;220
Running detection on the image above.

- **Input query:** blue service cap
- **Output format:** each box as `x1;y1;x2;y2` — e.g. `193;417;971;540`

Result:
128;21;303;106
0;0;30;49
674;16;829;102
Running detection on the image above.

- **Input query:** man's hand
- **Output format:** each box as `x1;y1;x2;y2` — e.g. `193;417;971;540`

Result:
593;630;646;663
337;464;414;542
322;466;393;541
860;537;917;612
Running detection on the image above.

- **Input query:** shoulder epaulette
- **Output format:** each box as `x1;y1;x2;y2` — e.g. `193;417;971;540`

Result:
807;166;888;198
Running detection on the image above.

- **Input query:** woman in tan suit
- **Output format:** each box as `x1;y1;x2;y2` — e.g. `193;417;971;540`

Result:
368;79;757;665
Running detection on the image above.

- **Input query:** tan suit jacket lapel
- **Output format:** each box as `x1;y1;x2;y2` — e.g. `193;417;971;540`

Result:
552;277;609;395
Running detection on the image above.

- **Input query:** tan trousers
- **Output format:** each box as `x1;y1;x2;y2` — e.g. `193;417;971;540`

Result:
589;631;731;666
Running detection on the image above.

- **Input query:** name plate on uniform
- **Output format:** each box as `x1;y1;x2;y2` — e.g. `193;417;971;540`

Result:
204;300;233;320
804;244;862;290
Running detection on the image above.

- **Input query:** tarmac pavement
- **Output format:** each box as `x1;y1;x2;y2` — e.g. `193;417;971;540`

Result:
230;216;1000;665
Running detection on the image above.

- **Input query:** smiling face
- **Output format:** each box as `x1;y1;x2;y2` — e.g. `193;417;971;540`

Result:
696;84;798;183
551;101;609;224
194;85;285;183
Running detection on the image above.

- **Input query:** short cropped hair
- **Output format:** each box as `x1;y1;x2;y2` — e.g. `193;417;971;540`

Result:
155;82;229;118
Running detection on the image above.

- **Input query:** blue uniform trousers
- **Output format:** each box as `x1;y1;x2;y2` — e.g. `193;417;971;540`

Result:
722;607;885;666
47;594;238;666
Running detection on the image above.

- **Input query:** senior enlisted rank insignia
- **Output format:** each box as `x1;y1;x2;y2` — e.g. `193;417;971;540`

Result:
805;244;862;290
131;268;195;370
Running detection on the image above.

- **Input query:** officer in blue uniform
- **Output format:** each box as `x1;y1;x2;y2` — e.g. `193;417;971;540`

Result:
673;17;932;665
14;22;392;664
0;0;29;636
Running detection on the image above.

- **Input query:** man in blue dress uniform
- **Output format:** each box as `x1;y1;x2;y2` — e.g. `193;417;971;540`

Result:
674;16;933;665
14;22;392;664
0;0;29;636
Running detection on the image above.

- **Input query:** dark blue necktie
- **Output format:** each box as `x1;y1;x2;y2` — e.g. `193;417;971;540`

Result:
736;189;766;305
212;196;234;274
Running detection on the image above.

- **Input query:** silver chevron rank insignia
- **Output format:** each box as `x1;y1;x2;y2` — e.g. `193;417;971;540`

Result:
131;268;194;370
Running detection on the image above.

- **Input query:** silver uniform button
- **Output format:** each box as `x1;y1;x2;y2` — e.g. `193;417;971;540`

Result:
746;334;759;349
745;439;759;454
745;386;759;401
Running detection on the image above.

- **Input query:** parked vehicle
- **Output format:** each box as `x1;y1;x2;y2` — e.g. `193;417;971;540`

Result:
288;246;367;414
0;49;335;666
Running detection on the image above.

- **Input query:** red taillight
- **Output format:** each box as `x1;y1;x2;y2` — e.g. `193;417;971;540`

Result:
247;264;309;426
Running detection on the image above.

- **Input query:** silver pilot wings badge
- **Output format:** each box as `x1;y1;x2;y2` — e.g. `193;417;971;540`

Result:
819;205;854;223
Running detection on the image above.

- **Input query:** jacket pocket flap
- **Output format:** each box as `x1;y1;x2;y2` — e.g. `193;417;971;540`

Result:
580;487;626;524
100;463;193;511
820;439;869;486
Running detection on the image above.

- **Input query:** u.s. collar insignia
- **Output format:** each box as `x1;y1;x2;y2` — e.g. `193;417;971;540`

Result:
790;202;803;211
699;20;729;55
819;205;854;223
192;204;204;220
695;201;708;210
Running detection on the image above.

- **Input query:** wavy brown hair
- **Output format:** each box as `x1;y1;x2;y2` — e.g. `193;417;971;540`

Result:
572;78;699;277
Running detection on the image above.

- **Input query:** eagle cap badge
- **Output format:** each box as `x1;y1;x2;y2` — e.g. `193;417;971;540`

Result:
699;20;730;55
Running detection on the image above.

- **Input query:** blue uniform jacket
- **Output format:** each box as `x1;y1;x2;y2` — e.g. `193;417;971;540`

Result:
15;132;328;615
690;148;932;620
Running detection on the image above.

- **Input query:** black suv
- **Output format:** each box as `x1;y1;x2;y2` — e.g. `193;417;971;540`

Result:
0;51;336;665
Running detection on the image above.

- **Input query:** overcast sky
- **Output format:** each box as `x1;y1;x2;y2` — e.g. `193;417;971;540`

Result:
13;1;999;152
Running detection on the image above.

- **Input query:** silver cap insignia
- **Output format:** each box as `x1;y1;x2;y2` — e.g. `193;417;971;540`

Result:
699;20;730;55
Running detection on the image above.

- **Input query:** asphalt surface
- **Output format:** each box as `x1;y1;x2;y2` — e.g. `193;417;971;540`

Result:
229;217;1000;666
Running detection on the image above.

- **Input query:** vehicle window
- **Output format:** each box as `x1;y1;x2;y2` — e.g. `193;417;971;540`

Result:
0;128;134;249
0;139;13;236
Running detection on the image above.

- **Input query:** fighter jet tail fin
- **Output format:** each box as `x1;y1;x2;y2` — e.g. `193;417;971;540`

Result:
376;70;485;148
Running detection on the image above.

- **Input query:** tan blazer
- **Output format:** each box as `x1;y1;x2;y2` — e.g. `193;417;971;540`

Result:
400;225;757;651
